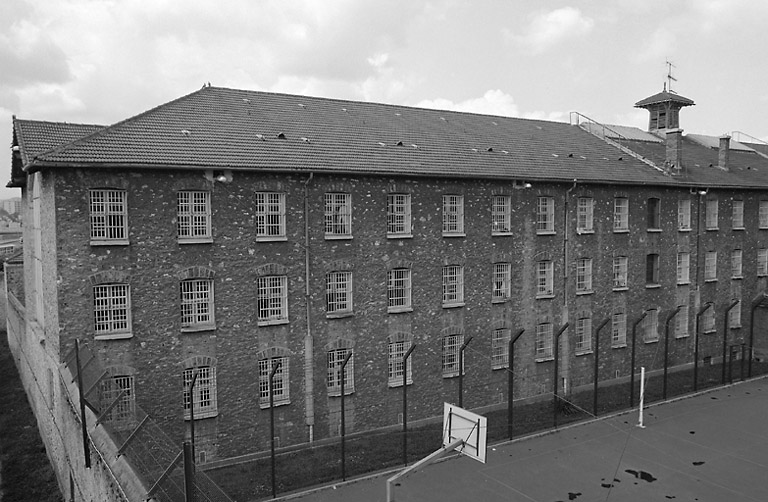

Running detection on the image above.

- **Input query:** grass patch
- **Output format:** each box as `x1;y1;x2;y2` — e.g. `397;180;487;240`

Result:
0;333;63;502
209;360;768;501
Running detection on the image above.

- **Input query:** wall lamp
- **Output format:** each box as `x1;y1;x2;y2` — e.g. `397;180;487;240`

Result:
690;187;708;195
514;180;532;189
206;169;233;183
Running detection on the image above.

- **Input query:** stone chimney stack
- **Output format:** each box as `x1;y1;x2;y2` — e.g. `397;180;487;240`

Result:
665;128;683;174
718;135;731;171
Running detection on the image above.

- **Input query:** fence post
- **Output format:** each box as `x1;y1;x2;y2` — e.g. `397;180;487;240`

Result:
630;312;648;408
664;306;683;400
593;319;609;417
722;300;740;385
553;323;569;428
458;337;473;408
695;302;714;392
269;360;282;499
75;340;91;469
402;344;416;467
340;351;353;481
508;329;524;440
183;441;195;502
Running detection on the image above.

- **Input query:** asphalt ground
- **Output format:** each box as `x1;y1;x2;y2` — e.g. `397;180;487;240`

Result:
281;377;768;502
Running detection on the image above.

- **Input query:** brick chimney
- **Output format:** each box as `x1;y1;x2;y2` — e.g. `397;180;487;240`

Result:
718;135;730;171
665;128;683;174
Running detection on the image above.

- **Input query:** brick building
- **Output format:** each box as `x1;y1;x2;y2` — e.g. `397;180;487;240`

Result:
8;85;768;474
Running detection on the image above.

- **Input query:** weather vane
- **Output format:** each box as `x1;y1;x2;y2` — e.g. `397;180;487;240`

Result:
666;60;677;93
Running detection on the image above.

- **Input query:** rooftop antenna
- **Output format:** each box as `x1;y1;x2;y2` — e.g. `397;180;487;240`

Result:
666;60;677;93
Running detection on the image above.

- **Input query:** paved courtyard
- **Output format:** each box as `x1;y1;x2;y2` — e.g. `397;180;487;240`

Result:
282;377;768;502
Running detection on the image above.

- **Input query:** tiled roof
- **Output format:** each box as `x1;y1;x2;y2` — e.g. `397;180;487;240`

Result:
634;90;695;108
13;118;103;166
22;86;678;185
15;86;768;188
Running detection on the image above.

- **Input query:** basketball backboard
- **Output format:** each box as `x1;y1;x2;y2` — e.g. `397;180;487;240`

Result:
443;403;487;463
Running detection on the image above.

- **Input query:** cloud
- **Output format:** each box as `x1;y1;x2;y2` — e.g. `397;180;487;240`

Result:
506;7;594;53
416;89;521;117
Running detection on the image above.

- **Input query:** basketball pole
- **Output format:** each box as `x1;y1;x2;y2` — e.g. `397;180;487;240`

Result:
638;366;645;427
386;438;464;502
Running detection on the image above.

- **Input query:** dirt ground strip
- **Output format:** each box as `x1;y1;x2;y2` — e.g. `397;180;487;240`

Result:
282;377;768;502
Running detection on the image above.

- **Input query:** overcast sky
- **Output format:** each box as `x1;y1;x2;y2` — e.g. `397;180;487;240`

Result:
3;0;768;200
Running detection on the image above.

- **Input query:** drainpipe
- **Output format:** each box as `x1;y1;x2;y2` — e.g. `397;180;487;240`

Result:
561;180;577;391
303;173;315;442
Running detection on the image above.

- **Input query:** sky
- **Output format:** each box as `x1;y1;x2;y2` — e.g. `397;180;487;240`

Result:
2;0;768;200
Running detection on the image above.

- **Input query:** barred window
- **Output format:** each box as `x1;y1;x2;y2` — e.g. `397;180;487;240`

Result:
577;197;594;232
442;265;464;306
575;317;592;354
536;260;554;297
613;256;628;290
702;308;716;333
705;251;717;281
576;258;592;293
387;340;413;386
758;249;768;276
535;323;553;360
492;263;511;301
492;195;511;234
442;195;464;235
732;200;744;229
387;194;412;236
327;349;354;394
537;197;555;233
255;192;286;238
89;189;128;243
387;268;412;312
177;191;211;241
326;271;352;314
705;198;718;230
100;375;135;428
259;356;290;406
491;328;511;369
614;197;629;232
646;253;660;286
732;249;743;279
612;312;627;347
647;198;660;230
675;307;689;338
442;334;463;377
730;301;742;329
257;275;288;324
760;201;768;229
677;252;690;285
678;199;691;230
643;309;659;343
325;193;352;237
183;366;217;418
180;279;214;329
94;284;131;336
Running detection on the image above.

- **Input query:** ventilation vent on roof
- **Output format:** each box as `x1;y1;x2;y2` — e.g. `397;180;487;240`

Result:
342;108;348;112
411;144;418;149
502;150;509;154
568;153;573;158
396;141;404;146
255;134;265;141
377;142;386;147
491;121;498;126
277;132;286;139
552;153;559;157
395;113;401;116
487;147;493;152
440;117;446;121
181;130;191;136
471;148;478;152
242;98;251;104
300;137;310;143
298;103;305;108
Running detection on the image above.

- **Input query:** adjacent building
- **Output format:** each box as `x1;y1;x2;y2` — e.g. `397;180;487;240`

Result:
7;85;768;488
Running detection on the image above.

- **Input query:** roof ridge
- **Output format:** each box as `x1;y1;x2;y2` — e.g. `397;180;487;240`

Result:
30;86;212;165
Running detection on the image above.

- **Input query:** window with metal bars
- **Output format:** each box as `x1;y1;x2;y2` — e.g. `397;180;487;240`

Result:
442;265;464;306
100;375;135;428
182;366;217;418
255;192;286;239
705;251;717;282
613;256;628;290
180;279;214;329
612;312;627;347
677;252;690;285
732;249;743;279
387;340;413;386
177;191;211;241
678;199;691;230
492;195;511;234
324;192;352;237
536;260;554;297
326;271;352;315
442;195;464;235
536;196;554;233
577;197;594;232
387;194;412;236
442;334;463;377
327;349;354;394
257;275;288;324
89;189;128;243
492;263;511;301
576;258;592;293
732;200;744;229
575;317;592;354
258;357;290;407
491;328;511;369
705;198;718;230
93;284;131;337
388;268;411;312
535;323;553;360
614;197;629;232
